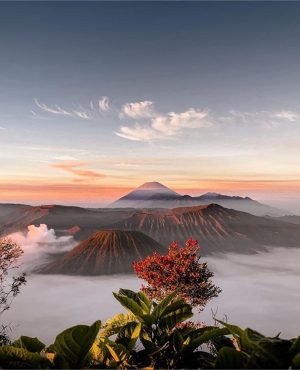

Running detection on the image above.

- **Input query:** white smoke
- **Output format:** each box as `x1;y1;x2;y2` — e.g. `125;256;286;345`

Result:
8;224;76;271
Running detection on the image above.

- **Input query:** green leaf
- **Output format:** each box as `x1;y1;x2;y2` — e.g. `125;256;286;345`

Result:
186;327;230;353
113;292;145;317
290;336;300;357
160;298;187;317
0;346;51;369
138;291;152;313
118;289;150;314
103;312;136;337
13;336;45;353
49;320;101;368
159;304;193;330
210;334;236;352
116;322;142;351
218;321;262;353
219;321;292;368
215;347;248;369
152;289;180;320
172;329;184;352
128;322;142;351
292;352;300;368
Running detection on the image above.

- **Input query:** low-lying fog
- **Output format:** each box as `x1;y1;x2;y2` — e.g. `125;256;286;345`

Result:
3;225;300;344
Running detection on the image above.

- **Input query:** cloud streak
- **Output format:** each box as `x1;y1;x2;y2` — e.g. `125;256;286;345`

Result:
34;99;92;120
223;109;299;128
274;110;298;122
52;161;105;179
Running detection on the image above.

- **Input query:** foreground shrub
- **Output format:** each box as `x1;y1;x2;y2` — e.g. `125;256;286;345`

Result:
0;237;26;345
133;238;221;310
0;289;300;369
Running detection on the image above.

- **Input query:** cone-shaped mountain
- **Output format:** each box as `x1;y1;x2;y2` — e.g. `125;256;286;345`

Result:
39;229;165;275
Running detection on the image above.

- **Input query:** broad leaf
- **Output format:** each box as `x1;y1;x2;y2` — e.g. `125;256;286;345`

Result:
159;304;193;330
186;327;230;353
292;352;300;368
215;347;248;369
172;329;184;352
0;346;51;369
290;336;300;357
138;291;152;313
113;292;145;317
152;289;180;320
13;336;45;353
103;312;136;337
49;320;101;368
116;322;142;351
118;289;150;313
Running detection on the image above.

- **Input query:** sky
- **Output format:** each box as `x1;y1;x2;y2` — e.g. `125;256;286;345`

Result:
0;1;300;212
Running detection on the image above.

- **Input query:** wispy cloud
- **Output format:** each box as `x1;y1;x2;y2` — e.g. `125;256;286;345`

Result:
34;99;73;116
16;145;90;154
120;100;155;119
0;126;6;130
31;110;52;121
52;161;105;179
274;110;298;122
99;96;110;113
116;103;212;141
221;109;299;128
34;99;92;120
72;110;91;120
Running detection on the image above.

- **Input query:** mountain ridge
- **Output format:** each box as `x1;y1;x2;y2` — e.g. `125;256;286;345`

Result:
109;182;286;216
107;203;300;254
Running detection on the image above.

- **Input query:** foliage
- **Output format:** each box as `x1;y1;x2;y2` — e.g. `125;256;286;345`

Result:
1;289;300;369
214;321;300;369
0;237;26;346
48;321;101;368
133;238;221;309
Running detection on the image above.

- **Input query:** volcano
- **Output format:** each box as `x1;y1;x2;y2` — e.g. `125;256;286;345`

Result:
39;229;165;275
109;181;180;208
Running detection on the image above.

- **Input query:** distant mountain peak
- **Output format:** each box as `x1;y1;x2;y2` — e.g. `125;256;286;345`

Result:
110;181;180;205
201;192;221;198
137;181;173;190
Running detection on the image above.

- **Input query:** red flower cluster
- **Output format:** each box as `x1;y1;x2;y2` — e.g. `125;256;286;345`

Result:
133;239;221;310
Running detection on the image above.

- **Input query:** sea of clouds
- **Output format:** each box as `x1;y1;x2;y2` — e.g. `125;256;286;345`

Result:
3;225;300;344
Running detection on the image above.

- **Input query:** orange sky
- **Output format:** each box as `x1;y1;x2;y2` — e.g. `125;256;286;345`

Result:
1;179;299;207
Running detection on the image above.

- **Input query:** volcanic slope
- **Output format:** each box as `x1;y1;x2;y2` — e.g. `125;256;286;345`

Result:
39;229;165;275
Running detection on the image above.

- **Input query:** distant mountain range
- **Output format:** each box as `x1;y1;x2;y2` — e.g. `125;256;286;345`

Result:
2;201;300;258
0;204;134;240
109;182;286;216
0;182;299;275
38;230;165;275
108;204;300;254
